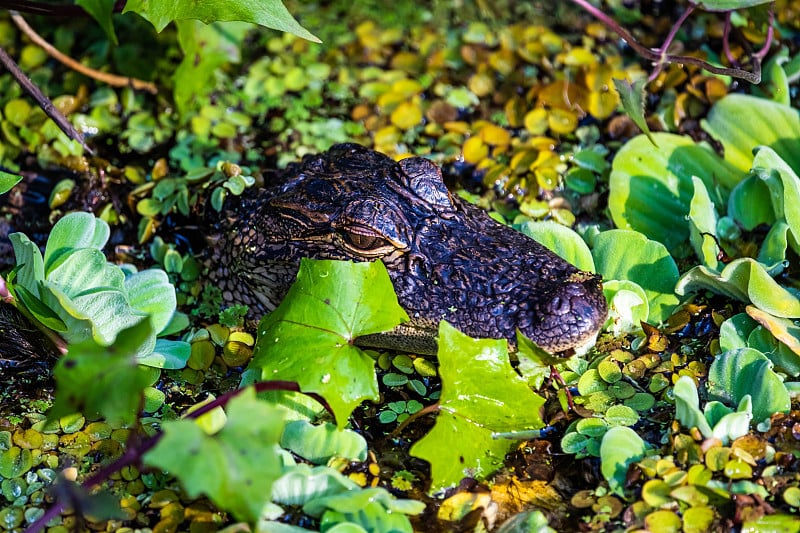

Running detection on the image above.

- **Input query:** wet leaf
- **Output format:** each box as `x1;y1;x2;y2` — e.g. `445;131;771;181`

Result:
143;388;286;523
49;320;154;425
124;0;319;40
249;259;408;427
280;421;367;464
707;347;790;424
411;322;545;491
613;78;654;145
609;133;744;253
600;426;648;496
592;229;680;323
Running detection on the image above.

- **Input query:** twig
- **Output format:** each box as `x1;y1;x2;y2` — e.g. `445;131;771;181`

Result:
10;11;157;94
648;4;696;82
568;0;764;84
0;44;93;155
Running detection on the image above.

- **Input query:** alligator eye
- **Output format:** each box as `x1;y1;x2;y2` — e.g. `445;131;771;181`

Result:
341;229;390;251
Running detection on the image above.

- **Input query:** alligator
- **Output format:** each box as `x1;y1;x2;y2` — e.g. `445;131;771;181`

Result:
207;143;608;355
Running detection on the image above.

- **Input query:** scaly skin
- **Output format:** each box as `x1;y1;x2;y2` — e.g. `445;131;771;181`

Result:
207;144;607;354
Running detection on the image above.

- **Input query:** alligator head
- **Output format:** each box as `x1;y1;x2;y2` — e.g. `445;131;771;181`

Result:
207;143;607;354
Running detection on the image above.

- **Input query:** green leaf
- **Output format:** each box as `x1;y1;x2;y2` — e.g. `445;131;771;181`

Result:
249;259;408;427
751;146;800;252
124;269;176;334
514;220;595;272
410;322;545;491
707;348;790;424
49;320;154;425
702;94;800;172
674;376;714;438
172;21;250;119
76;0;118;45
602;280;649;336
410;412;512;492
592;230;680;324
43;212;110;274
688;177;722;270
138;339;191;369
675;258;800;319
0;170;22;195
143;388;286;523
600;426;648;497
271;464;359;506
435;322;545;430
280;421;367;464
123;0;320;40
609;133;743;253
692;0;774;10
9;232;45;297
307;487;422;531
45;248;124;298
728;175;775;230
745;309;800;376
612;78;655;145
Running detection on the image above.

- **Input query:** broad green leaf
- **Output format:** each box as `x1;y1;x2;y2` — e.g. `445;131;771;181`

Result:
693;0;774;10
592;230;680;323
138;339;192;369
271;464;358;506
676;258;800;318
123;0;320;40
0;170;22;194
307;487;423;531
719;314;758;352
249;259;408;427
746;306;800;375
143;388;286;523
125;269;177;334
728;175;775;230
612;77;655;145
43;212;110;273
751;47;790;105
435;322;545;431
600;426;648;497
45;248;124;298
173;21;250;119
76;0;118;44
514;220;595;272
688;176;722;270
758;221;790;274
602;279;649;337
710;398;752;444
702;94;800;172
707;348;790;424
751;146;800;252
9;232;44;297
49;320;154;425
280;421;367;464
674;376;714;438
68;288;150;346
609;133;743;253
410;412;512;492
14;284;67;332
411;322;545;491
37;284;94;344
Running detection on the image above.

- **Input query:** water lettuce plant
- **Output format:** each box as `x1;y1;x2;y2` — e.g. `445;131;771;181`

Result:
6;211;189;368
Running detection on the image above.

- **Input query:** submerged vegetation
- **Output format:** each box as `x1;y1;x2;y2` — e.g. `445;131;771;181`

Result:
0;0;800;531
